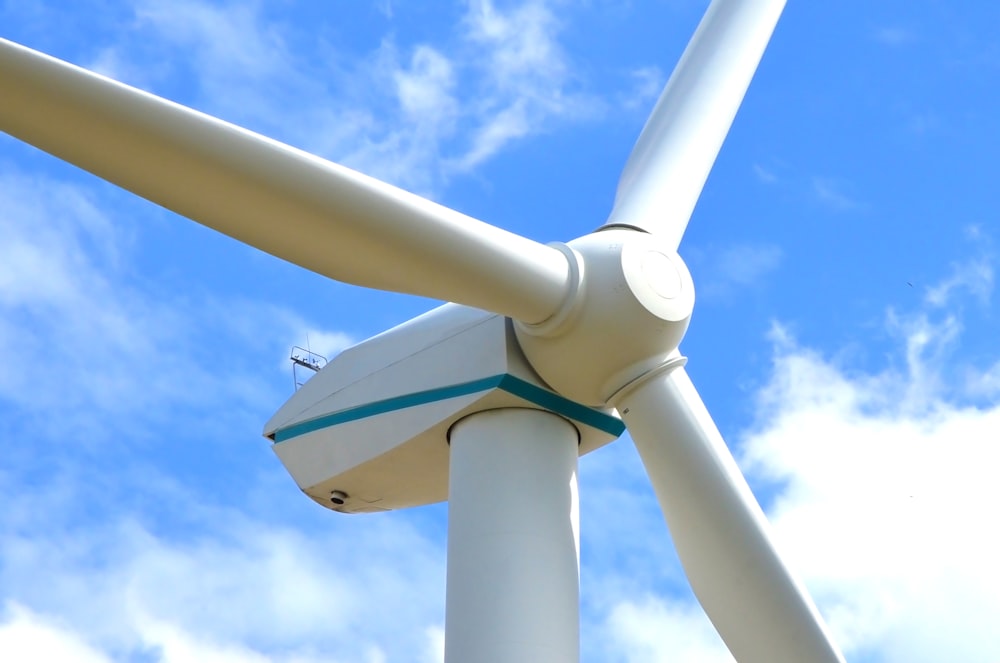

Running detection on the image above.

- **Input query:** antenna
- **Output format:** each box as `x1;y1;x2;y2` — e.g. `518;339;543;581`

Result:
290;338;327;391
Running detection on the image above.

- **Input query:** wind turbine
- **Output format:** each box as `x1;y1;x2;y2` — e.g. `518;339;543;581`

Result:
0;0;846;661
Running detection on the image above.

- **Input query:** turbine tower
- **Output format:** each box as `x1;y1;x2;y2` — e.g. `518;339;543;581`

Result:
0;1;846;660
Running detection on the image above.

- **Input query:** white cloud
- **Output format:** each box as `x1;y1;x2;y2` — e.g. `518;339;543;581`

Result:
86;46;153;86
716;243;782;288
0;604;111;663
619;66;665;111
375;1;394;19
453;100;533;170
812;176;863;212
924;257;993;308
965;359;1000;399
336;0;605;186
394;46;458;124
691;242;783;299
453;0;600;171
873;26;916;47
0;161;444;661
752;162;778;184
599;258;1000;662
0;168;360;451
135;0;291;80
464;0;566;91
604;596;732;662
0;492;445;662
739;315;1000;660
74;0;605;196
422;626;445;663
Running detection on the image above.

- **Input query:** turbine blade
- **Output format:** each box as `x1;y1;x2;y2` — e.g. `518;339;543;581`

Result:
0;38;570;324
614;365;844;662
605;0;786;248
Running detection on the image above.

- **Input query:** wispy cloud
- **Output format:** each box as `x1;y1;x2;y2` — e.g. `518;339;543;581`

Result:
0;157;442;661
693;242;783;299
0;504;445;662
603;596;731;661
812;176;864;212
81;0;605;196
135;0;293;81
738;269;1000;659
965;359;1000;399
618;66;665;111
905;111;940;136
872;26;916;47
450;0;601;171
752;163;779;184
602;257;1000;661
0;170;345;444
924;257;994;308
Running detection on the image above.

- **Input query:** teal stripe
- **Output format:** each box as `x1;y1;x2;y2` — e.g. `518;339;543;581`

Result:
496;375;625;437
272;373;623;443
272;375;504;442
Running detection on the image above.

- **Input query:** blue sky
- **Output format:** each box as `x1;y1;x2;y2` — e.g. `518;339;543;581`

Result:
2;1;999;661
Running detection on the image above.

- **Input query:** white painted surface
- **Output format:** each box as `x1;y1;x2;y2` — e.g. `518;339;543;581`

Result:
606;0;787;247
614;365;844;662
446;409;580;663
515;229;694;406
0;38;570;324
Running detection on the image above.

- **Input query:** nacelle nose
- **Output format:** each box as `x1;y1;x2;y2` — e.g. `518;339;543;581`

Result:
515;228;694;406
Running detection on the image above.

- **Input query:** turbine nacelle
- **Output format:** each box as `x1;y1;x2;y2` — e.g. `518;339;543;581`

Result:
264;304;623;513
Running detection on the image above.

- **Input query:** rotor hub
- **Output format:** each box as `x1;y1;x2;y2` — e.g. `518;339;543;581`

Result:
514;228;694;406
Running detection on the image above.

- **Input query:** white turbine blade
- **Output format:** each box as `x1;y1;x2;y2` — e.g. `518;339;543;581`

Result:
615;365;844;663
605;0;786;248
0;38;570;324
